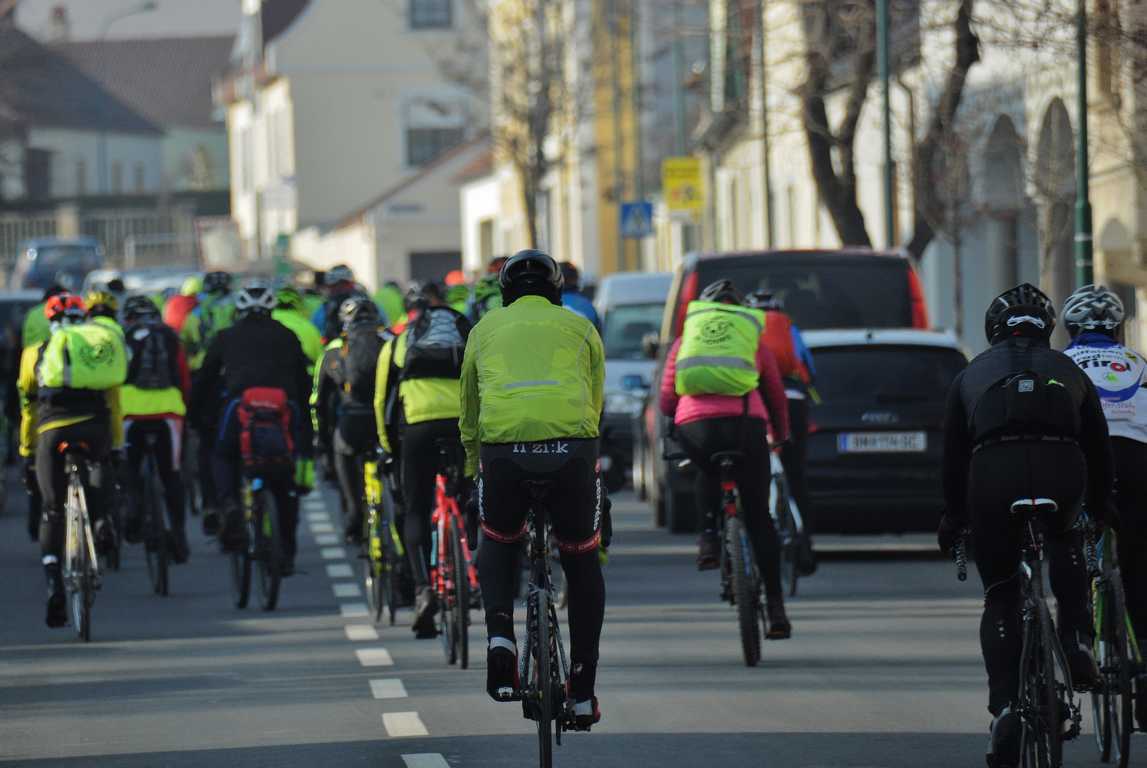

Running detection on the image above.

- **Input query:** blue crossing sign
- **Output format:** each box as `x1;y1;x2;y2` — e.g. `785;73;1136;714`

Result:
620;201;653;239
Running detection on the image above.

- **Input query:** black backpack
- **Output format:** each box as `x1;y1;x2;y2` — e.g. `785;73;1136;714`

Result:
403;306;471;380
969;370;1080;443
127;323;176;390
340;324;383;405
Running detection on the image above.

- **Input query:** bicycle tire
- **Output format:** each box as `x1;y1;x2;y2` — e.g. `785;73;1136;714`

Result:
536;577;554;768
775;485;799;598
726;516;762;667
67;474;94;642
1110;576;1134;768
1038;602;1063;768
231;548;251;609
256;488;283;611
143;458;169;597
439;520;457;664
452;521;470;670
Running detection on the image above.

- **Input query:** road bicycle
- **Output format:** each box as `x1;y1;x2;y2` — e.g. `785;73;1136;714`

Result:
61;443;99;642
231;472;289;611
768;451;805;597
430;440;479;668
1088;526;1142;767
362;452;405;626
132;432;170;597
954;498;1081;768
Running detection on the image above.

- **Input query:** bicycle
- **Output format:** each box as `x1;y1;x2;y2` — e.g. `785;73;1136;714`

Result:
362;452;405;626
231;473;289;611
768;451;805;597
61;443;99;642
954;498;1081;768
429;440;479;668
1088;526;1142;767
132;432;170;597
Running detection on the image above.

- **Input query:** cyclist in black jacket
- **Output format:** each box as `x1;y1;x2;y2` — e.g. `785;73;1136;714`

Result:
940;283;1111;768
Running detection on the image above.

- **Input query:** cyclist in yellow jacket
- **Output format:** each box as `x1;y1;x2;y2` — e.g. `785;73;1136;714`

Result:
19;293;126;628
273;284;323;374
459;250;605;729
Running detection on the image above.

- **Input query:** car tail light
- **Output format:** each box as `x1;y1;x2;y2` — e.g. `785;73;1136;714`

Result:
808;420;819;434
907;266;929;329
672;271;699;339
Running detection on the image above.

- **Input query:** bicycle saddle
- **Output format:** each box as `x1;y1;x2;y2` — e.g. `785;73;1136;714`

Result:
1010;497;1059;516
710;450;745;467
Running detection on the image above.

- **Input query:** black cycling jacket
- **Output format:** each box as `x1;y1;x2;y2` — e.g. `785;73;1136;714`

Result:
942;335;1114;524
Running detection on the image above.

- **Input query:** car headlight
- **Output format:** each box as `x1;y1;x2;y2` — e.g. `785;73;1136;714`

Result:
605;391;644;417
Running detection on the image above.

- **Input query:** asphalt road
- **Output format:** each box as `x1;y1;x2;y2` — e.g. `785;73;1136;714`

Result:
0;472;1126;767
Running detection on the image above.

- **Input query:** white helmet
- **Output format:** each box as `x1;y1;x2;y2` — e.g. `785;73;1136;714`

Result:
235;279;277;315
1063;284;1124;334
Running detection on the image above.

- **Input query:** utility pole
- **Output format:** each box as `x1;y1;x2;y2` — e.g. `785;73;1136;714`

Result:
877;0;894;248
610;0;626;271
1075;0;1094;285
631;0;644;203
757;0;774;248
671;0;686;156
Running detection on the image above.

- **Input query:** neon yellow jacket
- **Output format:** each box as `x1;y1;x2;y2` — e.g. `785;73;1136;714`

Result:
274;308;323;371
459;295;603;477
374;331;461;454
22;303;49;348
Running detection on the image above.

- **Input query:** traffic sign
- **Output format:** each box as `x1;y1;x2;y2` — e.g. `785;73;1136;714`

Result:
662;156;703;212
620;201;653;239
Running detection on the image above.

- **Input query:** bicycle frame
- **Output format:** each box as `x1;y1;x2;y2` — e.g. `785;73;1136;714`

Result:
430;473;479;598
1095;530;1144;664
64;454;99;585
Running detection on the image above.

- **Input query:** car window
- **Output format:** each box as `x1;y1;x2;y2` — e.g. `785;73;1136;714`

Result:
812;345;966;403
603;303;663;359
700;258;912;330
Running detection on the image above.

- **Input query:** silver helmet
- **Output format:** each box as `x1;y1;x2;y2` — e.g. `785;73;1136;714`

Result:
1062;284;1124;334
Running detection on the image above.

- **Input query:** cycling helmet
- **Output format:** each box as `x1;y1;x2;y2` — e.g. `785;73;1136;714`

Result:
404;280;443;311
203;271;232;295
487;255;509;275
85;290;119;317
324;264;355;287
44;293;86;324
339;295;380;330
745;290;783;312
181;275;203;297
699;279;743;305
234;279;277;316
500;249;562;291
123;295;161;324
275;283;304;311
1063;284;1124;335
984;282;1056;344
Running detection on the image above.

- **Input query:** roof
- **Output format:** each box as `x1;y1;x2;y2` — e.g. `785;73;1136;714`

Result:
0;26;160;135
54;36;234;130
453;147;493;183
802;329;963;351
262;0;311;46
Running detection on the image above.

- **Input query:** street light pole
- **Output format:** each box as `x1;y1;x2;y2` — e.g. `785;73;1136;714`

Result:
1075;0;1094;286
877;0;894;248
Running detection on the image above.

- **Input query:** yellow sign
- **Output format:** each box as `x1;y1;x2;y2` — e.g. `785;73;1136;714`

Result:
662;157;704;212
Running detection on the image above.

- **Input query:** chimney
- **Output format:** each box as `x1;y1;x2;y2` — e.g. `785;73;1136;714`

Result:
47;4;69;42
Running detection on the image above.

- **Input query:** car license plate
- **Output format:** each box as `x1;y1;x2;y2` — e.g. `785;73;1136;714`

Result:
837;432;927;453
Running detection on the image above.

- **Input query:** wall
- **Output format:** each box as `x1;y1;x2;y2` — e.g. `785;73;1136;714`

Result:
461;173;501;273
163;127;231;192
28;127;163;197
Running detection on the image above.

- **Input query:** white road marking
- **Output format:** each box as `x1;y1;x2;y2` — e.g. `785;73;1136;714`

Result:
306;511;330;522
369;678;408;699
402;754;449;767
303;499;325;511
310;522;335;534
326;563;353;579
383;712;428;738
345;624;379;641
355;647;394;667
315;533;340;546
340;602;369;618
320;547;346;560
333;582;361;598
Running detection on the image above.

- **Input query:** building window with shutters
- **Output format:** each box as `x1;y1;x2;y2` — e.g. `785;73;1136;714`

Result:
409;0;452;29
403;95;466;168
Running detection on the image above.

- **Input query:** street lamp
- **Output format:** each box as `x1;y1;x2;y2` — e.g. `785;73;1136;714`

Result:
99;0;159;39
1075;0;1094;286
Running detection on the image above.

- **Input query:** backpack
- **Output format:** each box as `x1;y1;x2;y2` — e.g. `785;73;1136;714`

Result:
127;323;176;390
969;370;1080;443
237;387;295;474
38;322;128;391
340;324;383;404
402;306;471;380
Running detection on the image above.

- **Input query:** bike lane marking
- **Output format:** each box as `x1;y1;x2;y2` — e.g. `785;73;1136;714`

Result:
320;547;346;560
345;624;379;641
311;522;335;534
340;602;369;618
327;563;353;578
383;712;428;738
315;533;340;546
401;754;449;768
355;647;394;666
369;678;408;699
333;582;361;599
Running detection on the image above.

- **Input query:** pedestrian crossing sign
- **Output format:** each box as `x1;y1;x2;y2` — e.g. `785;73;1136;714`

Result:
620;201;653;239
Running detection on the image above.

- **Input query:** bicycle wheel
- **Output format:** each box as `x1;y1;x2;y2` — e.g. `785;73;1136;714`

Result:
774;486;799;598
67;476;94;642
535;578;554;768
1037;603;1063;768
256;488;283;611
1108;576;1134;768
439;547;457;665
143;460;169;597
451;521;470;670
726;516;762;667
230;548;251;609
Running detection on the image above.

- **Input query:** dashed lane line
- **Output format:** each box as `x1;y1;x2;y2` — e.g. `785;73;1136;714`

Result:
333;582;362;599
340;602;369;618
355;647;394;667
326;563;354;579
402;754;449;767
310;522;336;534
345;624;379;641
320;547;346;560
315;533;340;546
383;712;428;738
306;511;330;522
369;678;408;699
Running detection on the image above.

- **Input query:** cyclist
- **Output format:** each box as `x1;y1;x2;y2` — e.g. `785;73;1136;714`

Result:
22;284;68;350
377;281;470;638
939;283;1108;767
273;284;324;374
19;294;127;627
374;280;406;329
119;295;192;564
191;280;313;573
444;270;470;313
467;257;507;323
312;265;368;343
658;279;792;637
163;276;201;334
313;297;389;543
85;291;123;333
745;290;816;574
1061;284;1147;726
460;249;604;728
559;261;601;332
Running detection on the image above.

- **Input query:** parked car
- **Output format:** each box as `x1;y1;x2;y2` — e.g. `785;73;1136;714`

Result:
802;329;967;533
643;249;931;533
595;271;672;491
12;237;104;291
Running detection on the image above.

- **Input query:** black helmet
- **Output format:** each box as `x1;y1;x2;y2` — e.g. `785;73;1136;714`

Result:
699;279;743;305
984;282;1056;344
404;280;443;312
745;290;783;312
203;271;232;294
499;250;563;306
339;295;379;330
325;264;355;287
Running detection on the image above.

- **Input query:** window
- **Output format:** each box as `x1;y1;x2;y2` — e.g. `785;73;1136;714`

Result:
133;162;145;192
406;126;464;167
409;0;452;29
111;160;123;194
75;159;87;195
479;218;494;263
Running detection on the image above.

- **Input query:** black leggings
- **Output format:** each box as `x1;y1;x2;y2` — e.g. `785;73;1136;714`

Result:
125;419;185;533
1112;437;1147;645
400;419;462;588
780;396;811;532
968;441;1091;715
678;417;783;599
36;419;110;563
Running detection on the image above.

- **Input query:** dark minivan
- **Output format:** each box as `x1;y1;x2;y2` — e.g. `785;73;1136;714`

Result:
645;249;930;533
